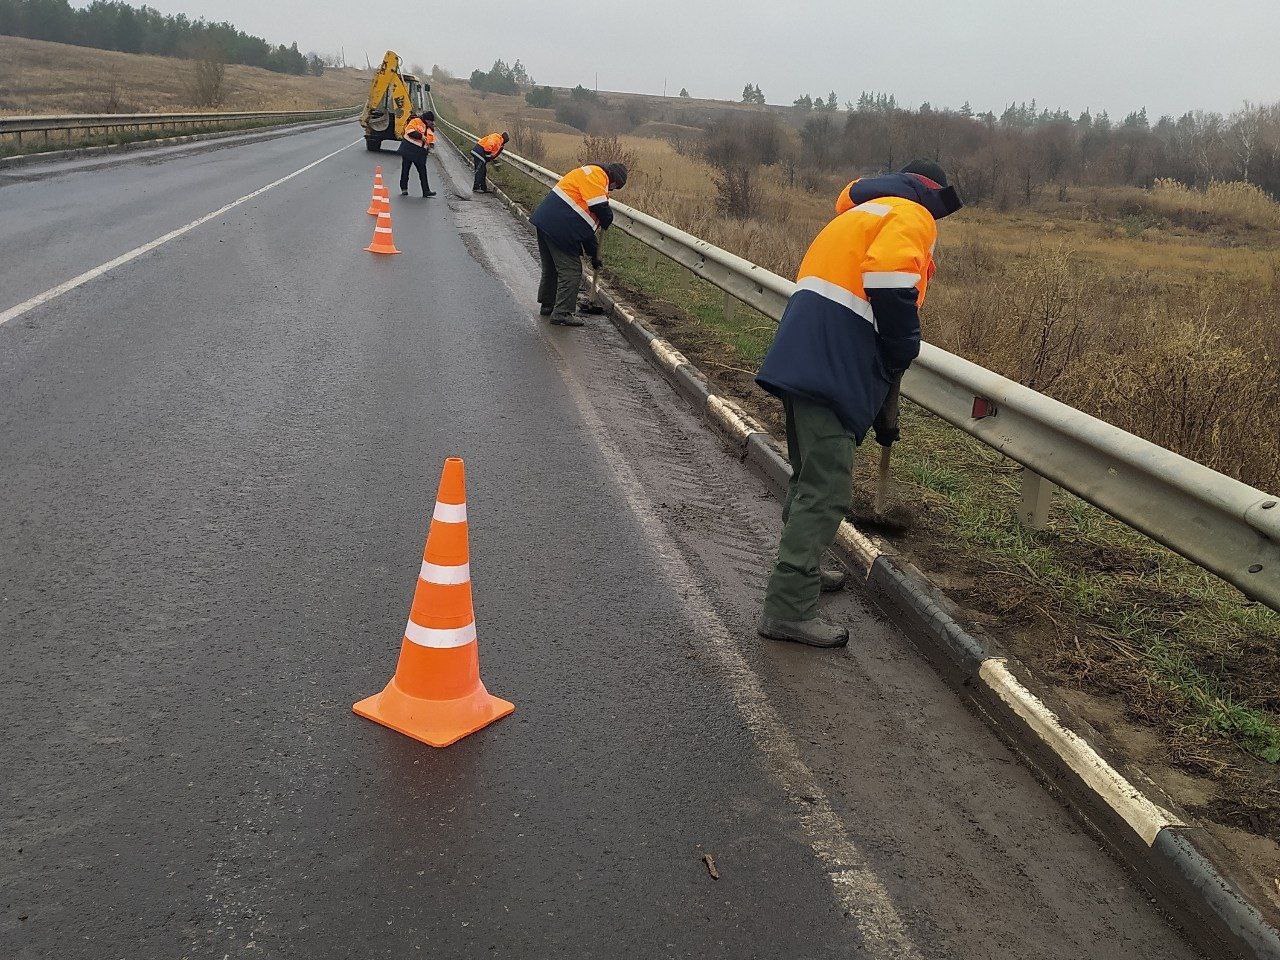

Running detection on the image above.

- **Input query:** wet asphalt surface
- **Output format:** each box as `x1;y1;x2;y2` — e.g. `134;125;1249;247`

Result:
0;125;1208;959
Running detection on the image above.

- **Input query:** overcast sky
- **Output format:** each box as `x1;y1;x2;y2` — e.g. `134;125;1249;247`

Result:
125;0;1279;118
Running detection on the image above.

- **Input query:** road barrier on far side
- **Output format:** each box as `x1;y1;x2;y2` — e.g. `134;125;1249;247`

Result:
434;107;1280;614
0;108;357;151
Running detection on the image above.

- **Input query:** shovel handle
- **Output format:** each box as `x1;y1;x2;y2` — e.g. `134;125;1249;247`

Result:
873;443;892;514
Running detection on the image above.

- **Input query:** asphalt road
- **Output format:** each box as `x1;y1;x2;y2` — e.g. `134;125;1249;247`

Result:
0;125;1207;959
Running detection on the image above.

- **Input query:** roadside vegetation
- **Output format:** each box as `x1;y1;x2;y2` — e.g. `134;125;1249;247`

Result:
435;78;1280;883
0;35;370;157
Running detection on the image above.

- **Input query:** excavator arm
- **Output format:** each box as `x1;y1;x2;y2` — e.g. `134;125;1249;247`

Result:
360;51;414;146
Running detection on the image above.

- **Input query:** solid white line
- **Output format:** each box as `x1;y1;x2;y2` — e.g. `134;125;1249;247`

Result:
0;139;360;328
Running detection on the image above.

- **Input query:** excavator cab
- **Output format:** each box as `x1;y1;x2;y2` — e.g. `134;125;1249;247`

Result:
361;52;431;152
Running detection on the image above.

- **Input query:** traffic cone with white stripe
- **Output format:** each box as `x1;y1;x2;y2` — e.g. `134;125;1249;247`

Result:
366;166;390;216
353;458;514;747
364;208;400;255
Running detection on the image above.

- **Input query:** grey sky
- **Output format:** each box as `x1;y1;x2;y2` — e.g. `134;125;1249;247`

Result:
130;0;1279;118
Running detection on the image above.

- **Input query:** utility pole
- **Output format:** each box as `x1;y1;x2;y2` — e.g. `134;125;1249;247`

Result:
594;72;598;93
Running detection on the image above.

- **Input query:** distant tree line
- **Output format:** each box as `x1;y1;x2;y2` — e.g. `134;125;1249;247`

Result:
469;58;531;95
0;0;324;75
801;92;1280;205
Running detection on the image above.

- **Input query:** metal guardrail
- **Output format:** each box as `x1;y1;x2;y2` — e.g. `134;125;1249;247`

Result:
0;108;356;145
435;110;1280;611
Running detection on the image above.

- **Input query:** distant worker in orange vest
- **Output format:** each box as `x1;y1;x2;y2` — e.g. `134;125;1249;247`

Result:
472;131;509;193
528;161;628;326
754;160;962;648
398;113;436;198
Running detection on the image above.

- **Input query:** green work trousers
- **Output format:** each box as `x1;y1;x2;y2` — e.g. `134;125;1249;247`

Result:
762;394;856;621
536;229;583;321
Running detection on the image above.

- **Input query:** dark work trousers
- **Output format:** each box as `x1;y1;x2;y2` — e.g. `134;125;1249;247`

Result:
536;229;583;320
762;394;856;621
400;154;430;195
471;148;489;190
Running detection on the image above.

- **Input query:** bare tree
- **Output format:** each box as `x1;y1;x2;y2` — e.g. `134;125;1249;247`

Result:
186;50;226;108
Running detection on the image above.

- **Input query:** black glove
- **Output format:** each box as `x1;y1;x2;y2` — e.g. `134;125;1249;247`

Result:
591;256;603;270
872;378;903;447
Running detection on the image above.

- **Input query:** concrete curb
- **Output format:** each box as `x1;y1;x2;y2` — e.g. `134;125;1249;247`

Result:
446;125;1280;960
0;115;357;172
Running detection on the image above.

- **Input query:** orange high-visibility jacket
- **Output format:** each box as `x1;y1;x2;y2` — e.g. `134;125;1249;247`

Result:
756;173;961;441
475;133;505;159
405;117;427;143
424;126;436;147
529;164;614;258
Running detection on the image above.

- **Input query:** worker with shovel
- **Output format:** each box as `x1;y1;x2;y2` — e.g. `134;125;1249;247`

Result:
398;113;436;198
529;161;628;326
471;131;509;193
754;160;962;648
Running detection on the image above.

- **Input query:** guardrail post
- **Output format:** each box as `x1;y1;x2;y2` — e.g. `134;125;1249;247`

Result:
1018;467;1057;530
723;291;737;325
646;246;659;273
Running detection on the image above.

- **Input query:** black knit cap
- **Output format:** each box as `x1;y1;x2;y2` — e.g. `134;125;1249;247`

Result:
601;162;628;189
900;159;949;188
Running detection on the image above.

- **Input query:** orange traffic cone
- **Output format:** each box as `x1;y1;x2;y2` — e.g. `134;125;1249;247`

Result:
365;208;401;255
366;167;390;215
354;458;514;747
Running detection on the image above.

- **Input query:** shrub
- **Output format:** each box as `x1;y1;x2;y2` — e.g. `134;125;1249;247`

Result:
525;85;554;108
554;101;592;132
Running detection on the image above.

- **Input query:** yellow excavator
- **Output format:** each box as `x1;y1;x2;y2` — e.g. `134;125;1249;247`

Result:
360;51;430;152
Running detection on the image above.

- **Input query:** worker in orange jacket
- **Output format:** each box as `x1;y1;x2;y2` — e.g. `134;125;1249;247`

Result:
529;161;628;325
755;160;962;647
472;131;508;193
398;114;436;197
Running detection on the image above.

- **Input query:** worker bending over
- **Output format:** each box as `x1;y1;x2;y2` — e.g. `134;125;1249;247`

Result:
472;131;509;193
529;162;628;326
755;160;962;648
398;113;436;197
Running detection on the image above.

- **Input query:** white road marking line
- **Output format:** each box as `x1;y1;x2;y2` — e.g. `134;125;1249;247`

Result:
0;139;359;328
541;327;925;958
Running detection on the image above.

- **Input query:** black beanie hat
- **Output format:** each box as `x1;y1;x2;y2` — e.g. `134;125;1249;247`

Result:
602;162;628;189
900;158;949;187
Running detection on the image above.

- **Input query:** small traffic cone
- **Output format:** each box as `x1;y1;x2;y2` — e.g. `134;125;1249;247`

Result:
366;167;390;215
354;458;514;747
365;208;401;255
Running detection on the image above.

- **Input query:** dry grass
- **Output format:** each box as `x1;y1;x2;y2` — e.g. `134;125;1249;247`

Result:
0;35;370;114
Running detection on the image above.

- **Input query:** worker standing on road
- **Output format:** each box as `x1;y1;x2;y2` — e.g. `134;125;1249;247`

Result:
528;161;628;326
472;131;509;193
755;160;962;648
398;113;436;198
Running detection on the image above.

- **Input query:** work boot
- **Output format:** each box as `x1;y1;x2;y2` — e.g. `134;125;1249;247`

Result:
400;189;409;196
550;315;586;327
820;567;847;592
425;190;437;197
539;305;553;317
757;615;849;648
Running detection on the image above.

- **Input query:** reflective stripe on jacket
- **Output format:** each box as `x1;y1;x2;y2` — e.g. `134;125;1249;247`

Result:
475;133;505;158
529;164;614;257
756;173;954;442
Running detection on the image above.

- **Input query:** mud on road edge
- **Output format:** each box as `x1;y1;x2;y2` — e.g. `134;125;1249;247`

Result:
458;140;1280;960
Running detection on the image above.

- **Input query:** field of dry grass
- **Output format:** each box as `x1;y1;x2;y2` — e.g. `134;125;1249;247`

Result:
437;81;1280;891
0;35;371;114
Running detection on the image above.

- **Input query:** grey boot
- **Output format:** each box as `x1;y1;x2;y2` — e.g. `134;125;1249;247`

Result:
757;615;849;648
820;567;847;592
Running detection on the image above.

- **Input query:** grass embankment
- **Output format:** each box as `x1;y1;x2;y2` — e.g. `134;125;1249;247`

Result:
436;87;1280;865
0;35;369;156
